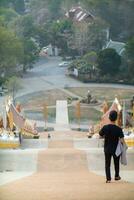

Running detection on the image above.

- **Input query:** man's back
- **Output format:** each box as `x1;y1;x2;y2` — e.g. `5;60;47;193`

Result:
99;124;124;154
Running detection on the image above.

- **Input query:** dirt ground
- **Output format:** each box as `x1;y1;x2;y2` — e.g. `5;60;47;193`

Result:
67;87;134;101
19;87;134;124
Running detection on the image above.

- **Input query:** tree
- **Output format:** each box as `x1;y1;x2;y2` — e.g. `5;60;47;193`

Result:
125;37;134;60
72;17;107;55
0;26;23;77
86;18;108;52
48;0;62;19
30;0;62;21
82;51;97;78
34;25;51;47
73;22;89;56
22;38;39;72
44;20;73;55
11;15;39;71
97;48;121;75
0;0;11;7
83;51;97;66
0;8;18;24
68;55;96;81
14;15;36;38
62;0;79;10
5;76;22;103
13;0;25;14
79;63;93;75
125;37;134;76
82;0;134;41
0;1;39;76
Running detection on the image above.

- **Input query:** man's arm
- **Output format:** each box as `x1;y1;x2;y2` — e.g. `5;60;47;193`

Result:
120;137;126;145
99;126;105;138
119;128;126;145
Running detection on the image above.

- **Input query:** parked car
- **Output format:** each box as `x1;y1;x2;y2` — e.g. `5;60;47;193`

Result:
59;61;71;67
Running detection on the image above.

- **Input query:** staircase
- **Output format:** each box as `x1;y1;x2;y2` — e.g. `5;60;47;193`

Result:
55;100;70;131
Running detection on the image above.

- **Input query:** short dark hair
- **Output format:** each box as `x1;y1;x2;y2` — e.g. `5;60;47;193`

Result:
109;110;118;122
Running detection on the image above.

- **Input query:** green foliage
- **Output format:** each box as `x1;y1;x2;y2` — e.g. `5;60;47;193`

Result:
0;0;11;7
22;38;39;71
125;37;134;76
69;51;97;72
79;63;92;74
50;19;72;36
13;0;25;14
30;0;63;19
0;16;5;26
0;26;23;76
0;0;133;84
58;19;73;33
97;48;121;75
82;0;134;41
16;15;36;38
5;76;22;101
41;19;73;54
68;59;84;70
0;0;25;14
0;77;6;86
83;51;97;66
0;8;18;23
86;18;107;52
48;0;62;18
68;51;97;82
126;62;134;75
83;0;109;7
72;16;107;55
34;25;51;47
125;37;134;60
0;2;39;75
11;15;39;71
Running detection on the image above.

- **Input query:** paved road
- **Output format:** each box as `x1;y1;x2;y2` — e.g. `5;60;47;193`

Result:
19;56;134;98
0;56;134;111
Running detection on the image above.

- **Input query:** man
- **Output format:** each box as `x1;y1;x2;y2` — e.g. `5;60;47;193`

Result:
99;110;125;183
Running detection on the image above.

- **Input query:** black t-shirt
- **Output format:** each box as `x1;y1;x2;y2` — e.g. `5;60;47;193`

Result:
99;124;124;154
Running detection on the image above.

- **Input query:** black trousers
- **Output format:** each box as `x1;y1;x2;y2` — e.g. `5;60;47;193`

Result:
104;152;120;181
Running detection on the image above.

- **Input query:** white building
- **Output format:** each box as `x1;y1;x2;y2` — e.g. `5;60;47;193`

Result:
105;39;125;55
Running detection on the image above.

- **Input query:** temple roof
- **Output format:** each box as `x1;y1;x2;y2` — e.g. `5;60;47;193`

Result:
65;6;94;23
105;39;125;55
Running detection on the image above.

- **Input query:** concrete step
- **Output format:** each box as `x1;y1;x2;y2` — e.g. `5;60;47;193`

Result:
0;149;39;171
74;138;104;149
55;100;69;131
21;139;48;149
38;149;88;172
48;139;73;148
